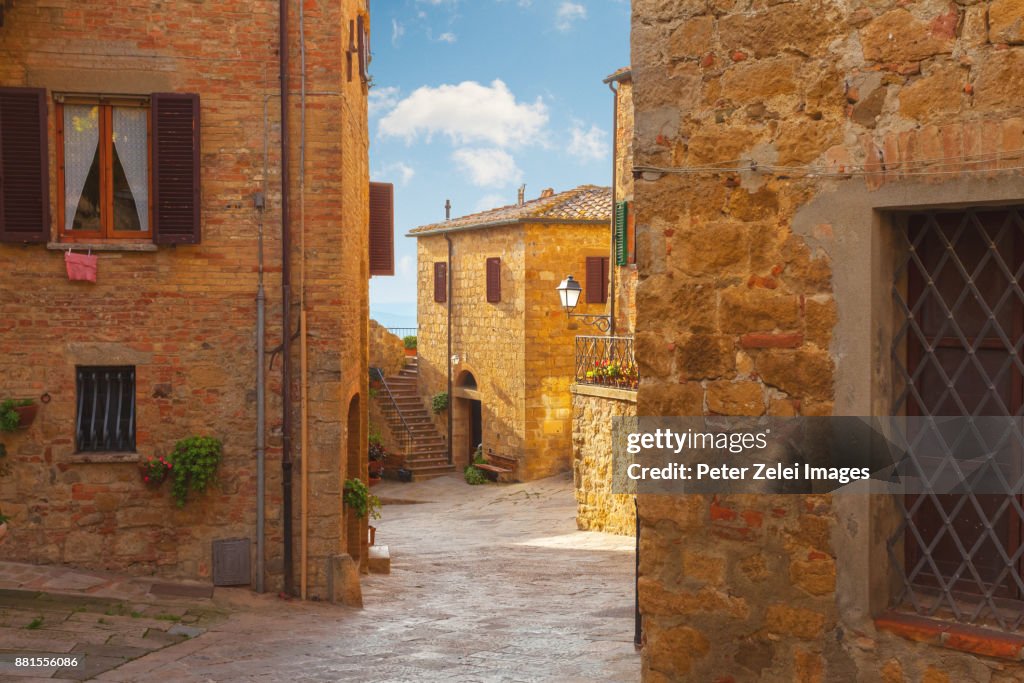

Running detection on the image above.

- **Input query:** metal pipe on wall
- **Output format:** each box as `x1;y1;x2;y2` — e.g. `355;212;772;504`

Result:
279;0;295;597
445;233;453;465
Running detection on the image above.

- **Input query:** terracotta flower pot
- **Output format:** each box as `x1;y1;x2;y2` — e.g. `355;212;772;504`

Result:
14;404;37;429
404;348;417;357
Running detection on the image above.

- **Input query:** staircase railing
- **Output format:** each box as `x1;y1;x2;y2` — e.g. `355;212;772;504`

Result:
370;367;414;457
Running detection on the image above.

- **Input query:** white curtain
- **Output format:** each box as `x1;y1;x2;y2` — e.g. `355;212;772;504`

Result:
112;107;149;231
63;105;99;233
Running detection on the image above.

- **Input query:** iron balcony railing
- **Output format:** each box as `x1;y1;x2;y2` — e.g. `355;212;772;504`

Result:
370;367;414;456
575;335;638;391
387;327;417;340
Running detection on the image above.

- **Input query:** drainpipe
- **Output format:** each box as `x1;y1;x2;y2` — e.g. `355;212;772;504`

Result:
607;79;618;336
279;0;295;597
445;233;453;465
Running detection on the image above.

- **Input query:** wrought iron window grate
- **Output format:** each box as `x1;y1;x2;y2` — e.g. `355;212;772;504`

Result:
888;206;1024;630
76;366;136;453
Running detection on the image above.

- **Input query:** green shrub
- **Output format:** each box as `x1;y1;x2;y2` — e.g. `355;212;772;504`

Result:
167;436;222;507
431;392;449;414
403;335;417;350
343;478;381;519
0;399;32;433
464;465;488;485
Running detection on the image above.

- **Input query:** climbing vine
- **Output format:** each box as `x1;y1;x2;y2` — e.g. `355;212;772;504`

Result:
167;436;222;507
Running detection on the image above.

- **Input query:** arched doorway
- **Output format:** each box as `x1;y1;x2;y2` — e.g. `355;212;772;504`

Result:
452;370;482;468
345;394;364;564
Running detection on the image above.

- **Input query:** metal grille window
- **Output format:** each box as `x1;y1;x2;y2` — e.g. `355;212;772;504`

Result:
76;366;136;452
888;206;1024;629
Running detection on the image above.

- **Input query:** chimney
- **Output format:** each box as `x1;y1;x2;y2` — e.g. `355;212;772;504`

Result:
517;184;526;206
445;199;451;220
539;188;554;198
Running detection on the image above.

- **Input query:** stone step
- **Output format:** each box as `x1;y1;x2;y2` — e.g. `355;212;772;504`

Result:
368;545;390;574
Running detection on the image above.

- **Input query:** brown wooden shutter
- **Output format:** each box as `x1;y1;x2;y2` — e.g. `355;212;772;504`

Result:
152;93;200;245
627;201;636;265
357;15;369;84
0;87;49;243
486;257;501;303
585;256;608;304
433;262;447;303
369;182;394;276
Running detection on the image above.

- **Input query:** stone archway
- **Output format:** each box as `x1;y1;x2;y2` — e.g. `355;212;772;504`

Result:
452;369;483;468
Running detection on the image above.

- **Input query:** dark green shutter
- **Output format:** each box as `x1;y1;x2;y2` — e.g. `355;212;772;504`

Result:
614;201;627;266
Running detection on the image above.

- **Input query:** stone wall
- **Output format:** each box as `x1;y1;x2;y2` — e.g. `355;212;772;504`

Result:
614;74;637;335
632;0;1024;680
370;319;406;380
0;0;370;598
572;385;636;536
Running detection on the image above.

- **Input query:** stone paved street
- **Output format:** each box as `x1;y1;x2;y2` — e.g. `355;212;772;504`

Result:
1;473;639;682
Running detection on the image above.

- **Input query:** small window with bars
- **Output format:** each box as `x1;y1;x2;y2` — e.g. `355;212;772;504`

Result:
76;366;136;453
888;206;1024;630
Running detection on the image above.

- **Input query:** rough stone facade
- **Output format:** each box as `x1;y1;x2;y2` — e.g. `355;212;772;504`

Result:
0;0;371;598
572;385;636;536
370;319;405;380
414;188;611;479
632;0;1024;680
612;71;638;335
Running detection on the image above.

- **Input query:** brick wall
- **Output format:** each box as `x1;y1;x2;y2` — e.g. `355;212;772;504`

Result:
0;0;370;598
632;0;1024;679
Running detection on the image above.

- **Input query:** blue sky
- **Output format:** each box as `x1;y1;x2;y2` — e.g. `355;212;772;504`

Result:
367;0;630;327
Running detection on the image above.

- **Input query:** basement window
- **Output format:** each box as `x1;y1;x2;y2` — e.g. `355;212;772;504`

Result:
75;366;136;453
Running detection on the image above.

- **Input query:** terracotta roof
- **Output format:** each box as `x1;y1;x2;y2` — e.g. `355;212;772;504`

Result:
408;185;611;236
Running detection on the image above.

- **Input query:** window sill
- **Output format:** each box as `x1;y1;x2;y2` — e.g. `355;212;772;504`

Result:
47;242;157;252
875;612;1024;660
67;452;141;464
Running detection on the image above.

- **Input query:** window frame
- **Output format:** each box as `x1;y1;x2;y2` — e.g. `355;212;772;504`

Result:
75;365;137;454
56;95;153;243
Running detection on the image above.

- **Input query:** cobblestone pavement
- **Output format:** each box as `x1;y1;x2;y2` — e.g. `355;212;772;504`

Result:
1;473;639;682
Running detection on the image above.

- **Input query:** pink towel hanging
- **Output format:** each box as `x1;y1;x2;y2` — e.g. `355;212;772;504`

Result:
65;250;98;282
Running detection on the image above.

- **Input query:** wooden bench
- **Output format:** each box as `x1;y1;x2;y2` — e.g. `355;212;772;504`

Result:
474;449;518;482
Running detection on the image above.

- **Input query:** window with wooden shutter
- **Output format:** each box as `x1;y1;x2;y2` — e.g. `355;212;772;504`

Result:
433;262;447;303
614;201;627;266
357;15;370;85
627;200;636;265
0;87;49;243
152;93;200;245
369;182;394;276
585;256;609;304
486;257;501;303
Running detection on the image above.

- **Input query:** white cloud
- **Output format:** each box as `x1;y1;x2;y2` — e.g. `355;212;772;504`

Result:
377;161;416;186
391;19;405;47
379;80;548;149
368;86;400;117
398;255;416;278
555;2;586;32
474;192;512;212
567;121;609;163
452;148;522;187
437;32;457;43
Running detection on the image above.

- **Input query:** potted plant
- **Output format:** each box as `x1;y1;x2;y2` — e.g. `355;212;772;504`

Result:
0;398;37;432
343;478;381;520
368;429;386;483
432;392;449;414
167;436;222;507
0;510;8;543
402;335;417;357
139;454;173;488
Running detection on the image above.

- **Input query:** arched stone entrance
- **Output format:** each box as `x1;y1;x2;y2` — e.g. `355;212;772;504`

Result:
452;370;483;468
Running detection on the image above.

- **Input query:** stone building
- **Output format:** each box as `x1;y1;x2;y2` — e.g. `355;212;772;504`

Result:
0;0;378;599
631;0;1024;680
411;186;611;480
573;67;639;536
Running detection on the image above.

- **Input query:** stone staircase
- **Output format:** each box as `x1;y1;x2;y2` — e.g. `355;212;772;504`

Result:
377;358;454;481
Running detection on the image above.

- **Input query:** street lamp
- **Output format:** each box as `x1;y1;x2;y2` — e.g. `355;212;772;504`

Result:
556;275;612;333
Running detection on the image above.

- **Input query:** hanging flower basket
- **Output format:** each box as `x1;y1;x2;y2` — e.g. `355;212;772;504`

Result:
14;404;38;429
